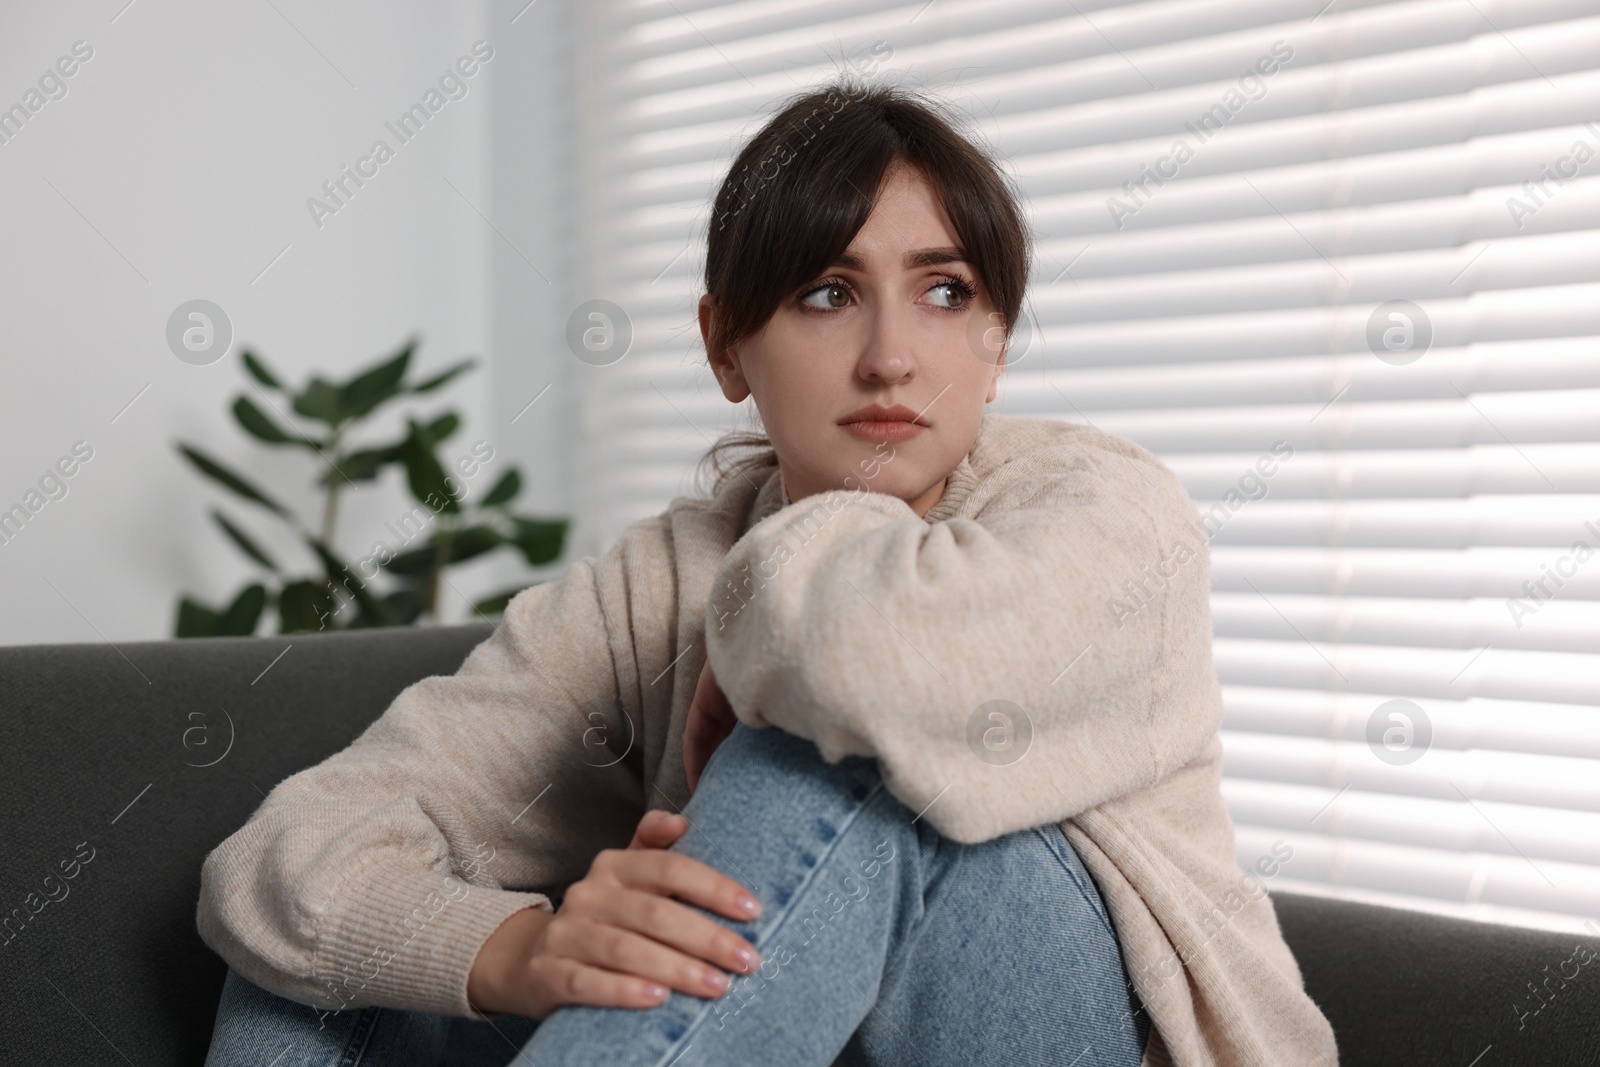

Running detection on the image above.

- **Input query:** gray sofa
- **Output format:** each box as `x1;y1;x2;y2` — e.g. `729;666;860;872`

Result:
2;624;1595;1065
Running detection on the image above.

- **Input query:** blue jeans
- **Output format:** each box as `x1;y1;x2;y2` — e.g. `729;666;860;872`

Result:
204;722;1150;1066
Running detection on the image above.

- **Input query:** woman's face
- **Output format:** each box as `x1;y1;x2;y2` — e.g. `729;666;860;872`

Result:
700;160;1007;518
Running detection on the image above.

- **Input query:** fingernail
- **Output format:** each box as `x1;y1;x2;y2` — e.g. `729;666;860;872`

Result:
703;968;729;991
645;983;668;1000
739;895;761;916
735;945;759;970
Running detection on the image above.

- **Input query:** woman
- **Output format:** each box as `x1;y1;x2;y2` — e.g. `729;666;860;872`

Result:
197;80;1338;1066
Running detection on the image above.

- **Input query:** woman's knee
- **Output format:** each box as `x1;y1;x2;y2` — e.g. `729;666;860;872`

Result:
667;724;928;920
686;722;882;820
860;825;1148;1064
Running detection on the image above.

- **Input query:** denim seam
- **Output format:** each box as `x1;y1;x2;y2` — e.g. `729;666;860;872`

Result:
879;819;938;974
335;1005;382;1067
647;777;890;1067
1034;825;1116;939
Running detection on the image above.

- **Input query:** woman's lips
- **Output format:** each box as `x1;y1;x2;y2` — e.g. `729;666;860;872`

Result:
841;420;926;443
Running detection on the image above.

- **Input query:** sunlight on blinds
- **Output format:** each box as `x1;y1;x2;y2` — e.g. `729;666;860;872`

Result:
583;0;1600;933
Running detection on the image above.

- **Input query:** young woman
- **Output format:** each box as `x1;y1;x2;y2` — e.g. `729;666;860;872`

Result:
197;81;1338;1067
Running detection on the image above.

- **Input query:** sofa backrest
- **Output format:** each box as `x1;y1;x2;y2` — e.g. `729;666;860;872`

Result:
1272;890;1599;1064
0;624;1595;1065
0;623;494;1065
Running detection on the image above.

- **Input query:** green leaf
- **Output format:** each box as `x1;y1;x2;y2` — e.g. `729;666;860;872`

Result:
304;537;395;627
278;580;336;633
178;443;291;518
211;510;279;572
175;583;267;637
479;468;521;508
381;524;503;576
472;584;536;617
444;524;504;564
380;588;425;625
380;542;439;577
424;411;460;444
241;349;283;390
398;418;459;514
233;396;319;449
507;517;567;566
346;598;397;629
411;357;476;394
339;339;416;421
328;443;403;485
291;377;344;425
216;583;267;636
176;596;219;637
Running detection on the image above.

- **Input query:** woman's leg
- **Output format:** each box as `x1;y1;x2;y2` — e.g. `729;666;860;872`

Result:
201;964;539;1067
515;721;1147;1067
834;819;1150;1066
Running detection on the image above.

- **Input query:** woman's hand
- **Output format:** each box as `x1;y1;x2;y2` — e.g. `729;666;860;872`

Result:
466;808;763;1020
684;660;738;795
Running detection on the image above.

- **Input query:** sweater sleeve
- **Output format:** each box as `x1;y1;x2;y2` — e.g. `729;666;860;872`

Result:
702;437;1222;845
195;545;648;1021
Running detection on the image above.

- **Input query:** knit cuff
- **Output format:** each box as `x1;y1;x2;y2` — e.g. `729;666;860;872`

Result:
706;486;915;643
312;863;555;1021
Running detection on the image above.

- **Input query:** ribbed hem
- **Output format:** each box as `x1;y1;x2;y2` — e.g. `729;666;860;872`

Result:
312;864;554;1021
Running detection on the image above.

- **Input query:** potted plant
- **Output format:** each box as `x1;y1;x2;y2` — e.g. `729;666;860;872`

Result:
173;337;567;636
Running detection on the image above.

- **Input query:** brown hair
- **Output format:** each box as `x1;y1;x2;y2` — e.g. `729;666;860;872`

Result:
693;77;1033;498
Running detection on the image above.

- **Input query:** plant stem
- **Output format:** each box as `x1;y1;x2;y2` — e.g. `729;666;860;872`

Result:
427;520;453;621
320;428;344;546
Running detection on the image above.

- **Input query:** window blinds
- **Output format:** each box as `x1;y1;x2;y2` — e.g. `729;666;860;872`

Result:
579;0;1600;934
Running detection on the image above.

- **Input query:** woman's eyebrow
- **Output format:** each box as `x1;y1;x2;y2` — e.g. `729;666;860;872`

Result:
829;247;970;270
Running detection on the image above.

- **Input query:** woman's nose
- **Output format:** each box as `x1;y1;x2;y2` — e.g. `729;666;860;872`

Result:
856;305;916;383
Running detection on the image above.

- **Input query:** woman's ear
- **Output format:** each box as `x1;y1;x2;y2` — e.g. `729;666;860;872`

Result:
985;348;1005;403
699;293;751;403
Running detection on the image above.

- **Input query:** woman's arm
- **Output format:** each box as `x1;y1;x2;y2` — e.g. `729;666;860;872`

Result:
702;431;1224;845
196;533;652;1021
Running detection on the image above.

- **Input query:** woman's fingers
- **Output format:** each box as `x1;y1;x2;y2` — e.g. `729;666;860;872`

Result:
684;701;737;793
571;849;762;979
595;847;763;925
521;809;767;1016
683;661;739;793
589;885;761;980
683;666;714;789
545;915;741;1000
535;953;671;1010
627;809;687;850
683;716;714;793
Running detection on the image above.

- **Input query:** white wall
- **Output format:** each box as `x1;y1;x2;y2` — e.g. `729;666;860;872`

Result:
0;0;590;645
483;0;594;563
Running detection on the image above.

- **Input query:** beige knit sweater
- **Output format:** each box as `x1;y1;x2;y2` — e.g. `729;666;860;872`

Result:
195;412;1339;1066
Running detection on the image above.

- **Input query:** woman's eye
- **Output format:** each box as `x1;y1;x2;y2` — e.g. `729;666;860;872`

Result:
801;284;851;309
926;282;968;309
